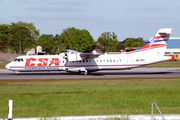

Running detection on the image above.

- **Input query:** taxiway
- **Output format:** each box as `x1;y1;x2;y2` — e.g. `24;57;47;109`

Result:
0;68;180;80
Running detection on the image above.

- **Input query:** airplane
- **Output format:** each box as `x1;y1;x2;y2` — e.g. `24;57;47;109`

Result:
5;28;172;75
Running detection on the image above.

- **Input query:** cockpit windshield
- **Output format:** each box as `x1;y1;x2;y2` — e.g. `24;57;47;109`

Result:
14;58;24;62
14;58;17;61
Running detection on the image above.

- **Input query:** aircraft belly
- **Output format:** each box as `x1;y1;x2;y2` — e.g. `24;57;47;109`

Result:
8;66;65;72
66;66;99;72
99;64;129;70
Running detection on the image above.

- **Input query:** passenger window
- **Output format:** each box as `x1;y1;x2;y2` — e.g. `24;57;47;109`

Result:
18;59;20;62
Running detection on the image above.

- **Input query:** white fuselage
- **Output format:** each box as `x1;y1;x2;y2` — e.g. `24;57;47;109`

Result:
5;50;171;73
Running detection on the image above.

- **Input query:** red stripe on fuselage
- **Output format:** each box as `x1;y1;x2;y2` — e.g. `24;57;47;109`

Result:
126;44;167;54
141;44;166;49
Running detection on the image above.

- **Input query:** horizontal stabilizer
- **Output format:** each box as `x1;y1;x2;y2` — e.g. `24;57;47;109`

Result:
157;28;172;34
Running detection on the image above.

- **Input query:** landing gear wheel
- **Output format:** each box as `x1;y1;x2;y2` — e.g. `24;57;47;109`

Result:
84;71;88;75
80;70;88;75
14;71;19;75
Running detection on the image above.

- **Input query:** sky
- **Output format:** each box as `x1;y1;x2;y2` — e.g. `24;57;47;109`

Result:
0;0;180;41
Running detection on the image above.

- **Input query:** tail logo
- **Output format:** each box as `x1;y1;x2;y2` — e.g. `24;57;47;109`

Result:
126;28;172;54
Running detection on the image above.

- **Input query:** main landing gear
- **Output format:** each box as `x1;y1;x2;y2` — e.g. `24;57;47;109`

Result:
80;70;88;75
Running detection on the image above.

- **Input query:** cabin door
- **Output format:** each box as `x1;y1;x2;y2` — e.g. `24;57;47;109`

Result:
127;55;132;68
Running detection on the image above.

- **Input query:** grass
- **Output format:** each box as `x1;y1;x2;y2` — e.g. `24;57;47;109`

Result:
143;61;180;68
0;78;180;118
0;61;8;69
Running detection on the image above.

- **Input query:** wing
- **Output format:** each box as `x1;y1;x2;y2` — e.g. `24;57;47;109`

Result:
64;49;101;61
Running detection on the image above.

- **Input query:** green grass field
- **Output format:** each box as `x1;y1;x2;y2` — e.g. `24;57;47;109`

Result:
0;78;180;118
0;61;8;69
143;61;180;68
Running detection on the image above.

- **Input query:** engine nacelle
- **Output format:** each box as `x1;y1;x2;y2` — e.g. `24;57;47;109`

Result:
67;53;84;61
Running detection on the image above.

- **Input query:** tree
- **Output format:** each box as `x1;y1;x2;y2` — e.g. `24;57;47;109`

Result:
117;41;125;52
0;24;11;52
8;21;39;54
37;34;54;43
97;32;124;52
124;37;144;48
57;27;96;53
37;34;61;54
39;41;54;54
97;32;110;48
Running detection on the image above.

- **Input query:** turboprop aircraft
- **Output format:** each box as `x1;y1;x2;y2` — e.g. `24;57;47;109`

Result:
5;28;172;75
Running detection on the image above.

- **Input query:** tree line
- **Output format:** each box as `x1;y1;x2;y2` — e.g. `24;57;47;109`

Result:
0;21;145;54
0;21;39;54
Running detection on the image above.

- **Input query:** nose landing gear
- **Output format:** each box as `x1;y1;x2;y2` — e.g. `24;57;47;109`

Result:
14;71;19;75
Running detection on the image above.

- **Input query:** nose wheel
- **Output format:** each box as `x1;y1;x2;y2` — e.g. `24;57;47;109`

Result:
14;71;19;75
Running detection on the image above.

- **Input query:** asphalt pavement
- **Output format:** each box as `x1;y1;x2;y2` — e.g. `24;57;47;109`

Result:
0;68;180;80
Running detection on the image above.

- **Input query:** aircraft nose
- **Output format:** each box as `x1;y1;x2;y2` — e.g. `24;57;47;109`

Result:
5;63;10;69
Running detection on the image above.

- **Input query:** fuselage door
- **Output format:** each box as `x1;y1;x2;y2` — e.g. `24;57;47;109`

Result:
127;55;132;68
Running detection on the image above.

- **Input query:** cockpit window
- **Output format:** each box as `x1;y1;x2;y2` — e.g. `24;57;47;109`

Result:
14;58;24;62
14;58;17;61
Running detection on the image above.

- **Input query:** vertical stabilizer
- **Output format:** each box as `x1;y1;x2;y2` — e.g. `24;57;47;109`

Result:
140;28;172;56
151;28;172;44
